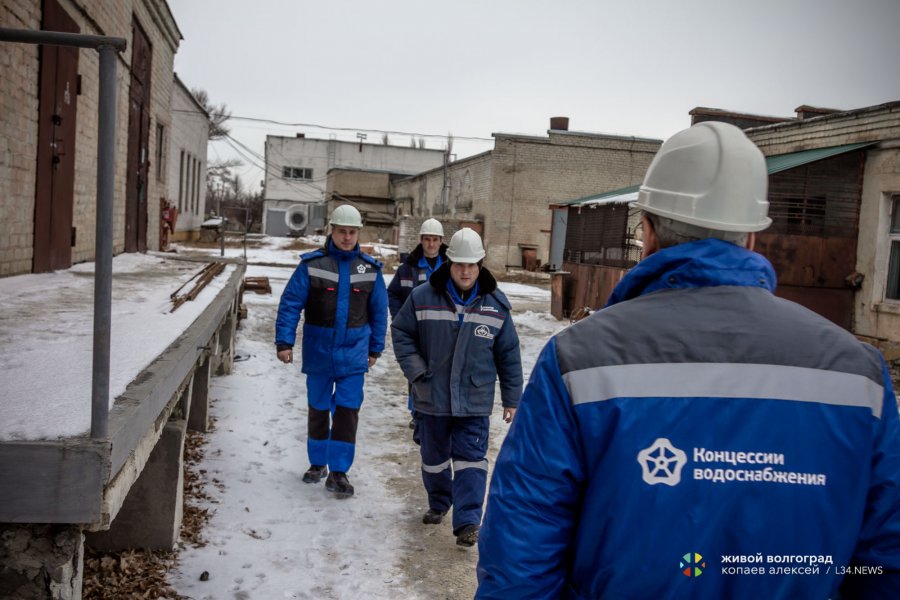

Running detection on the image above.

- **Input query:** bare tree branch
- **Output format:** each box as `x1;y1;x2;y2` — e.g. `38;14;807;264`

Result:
191;87;232;140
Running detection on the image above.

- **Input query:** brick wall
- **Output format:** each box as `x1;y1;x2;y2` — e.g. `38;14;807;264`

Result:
747;103;900;155
484;133;660;271
392;132;661;272
0;1;41;275
0;0;180;276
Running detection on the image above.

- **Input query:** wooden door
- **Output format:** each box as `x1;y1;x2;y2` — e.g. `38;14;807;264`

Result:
125;19;152;252
33;0;79;272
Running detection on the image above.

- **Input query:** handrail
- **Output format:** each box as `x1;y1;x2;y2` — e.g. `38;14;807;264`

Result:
0;28;126;439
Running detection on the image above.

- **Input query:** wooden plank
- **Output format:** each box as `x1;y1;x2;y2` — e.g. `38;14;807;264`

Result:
0;439;108;523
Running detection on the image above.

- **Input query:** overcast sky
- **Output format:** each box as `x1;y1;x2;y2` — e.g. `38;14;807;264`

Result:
168;0;900;192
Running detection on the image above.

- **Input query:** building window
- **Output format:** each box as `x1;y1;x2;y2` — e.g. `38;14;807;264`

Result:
886;195;900;300
178;150;185;211
283;166;313;180
156;123;166;182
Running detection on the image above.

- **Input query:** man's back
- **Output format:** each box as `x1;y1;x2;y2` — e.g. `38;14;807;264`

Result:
477;240;900;599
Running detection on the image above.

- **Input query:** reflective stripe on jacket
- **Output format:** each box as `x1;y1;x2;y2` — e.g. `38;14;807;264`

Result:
391;263;523;416
477;238;900;599
275;238;388;377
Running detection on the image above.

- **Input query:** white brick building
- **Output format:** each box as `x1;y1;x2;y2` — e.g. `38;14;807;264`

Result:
262;135;445;236
166;74;208;239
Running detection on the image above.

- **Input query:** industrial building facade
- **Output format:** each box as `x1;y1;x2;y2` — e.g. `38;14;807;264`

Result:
0;0;182;276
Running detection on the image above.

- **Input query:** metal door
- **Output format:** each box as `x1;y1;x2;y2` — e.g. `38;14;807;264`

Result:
33;0;79;272
125;19;152;252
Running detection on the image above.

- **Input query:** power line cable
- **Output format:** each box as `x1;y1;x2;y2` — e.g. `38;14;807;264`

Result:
172;108;494;142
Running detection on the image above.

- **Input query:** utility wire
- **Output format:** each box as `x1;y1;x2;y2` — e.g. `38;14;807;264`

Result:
172;108;494;142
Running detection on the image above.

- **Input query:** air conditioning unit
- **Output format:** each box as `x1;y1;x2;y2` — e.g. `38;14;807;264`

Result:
283;202;327;237
285;204;307;234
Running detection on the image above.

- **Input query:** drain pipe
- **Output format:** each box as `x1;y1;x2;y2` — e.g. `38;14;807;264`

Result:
0;28;126;439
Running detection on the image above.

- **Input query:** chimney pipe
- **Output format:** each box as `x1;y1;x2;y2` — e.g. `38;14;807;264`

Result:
550;116;569;131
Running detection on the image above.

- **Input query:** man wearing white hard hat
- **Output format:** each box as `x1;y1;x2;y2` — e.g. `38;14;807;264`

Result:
392;227;523;548
275;204;388;499
388;218;449;430
388;218;448;317
477;122;900;598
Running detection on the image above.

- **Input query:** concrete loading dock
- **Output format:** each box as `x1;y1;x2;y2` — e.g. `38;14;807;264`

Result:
0;257;245;599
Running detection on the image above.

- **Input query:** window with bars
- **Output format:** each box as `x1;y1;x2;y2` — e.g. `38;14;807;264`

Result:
885;195;900;300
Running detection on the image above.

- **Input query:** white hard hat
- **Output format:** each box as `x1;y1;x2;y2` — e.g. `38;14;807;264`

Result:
635;121;771;233
446;228;485;264
330;204;363;228
419;218;444;237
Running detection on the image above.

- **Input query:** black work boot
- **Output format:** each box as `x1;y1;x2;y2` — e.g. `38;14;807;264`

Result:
422;509;446;525
455;524;479;547
325;471;354;498
302;465;327;484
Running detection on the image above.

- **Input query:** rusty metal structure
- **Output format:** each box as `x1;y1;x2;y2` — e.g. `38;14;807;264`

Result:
550;188;642;319
549;143;873;324
756;147;868;329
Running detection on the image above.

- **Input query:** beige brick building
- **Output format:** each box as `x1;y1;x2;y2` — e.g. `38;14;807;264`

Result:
391;120;661;272
743;101;900;344
0;0;181;276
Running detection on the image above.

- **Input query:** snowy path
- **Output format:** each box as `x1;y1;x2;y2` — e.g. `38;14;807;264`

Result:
168;263;566;599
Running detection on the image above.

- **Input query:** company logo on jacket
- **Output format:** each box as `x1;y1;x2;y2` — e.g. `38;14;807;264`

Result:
474;324;494;339
637;438;687;486
357;264;368;274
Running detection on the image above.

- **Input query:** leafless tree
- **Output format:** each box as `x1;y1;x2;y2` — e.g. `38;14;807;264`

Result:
191;87;232;140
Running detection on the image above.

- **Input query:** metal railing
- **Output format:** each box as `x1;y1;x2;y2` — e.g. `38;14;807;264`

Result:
0;28;126;439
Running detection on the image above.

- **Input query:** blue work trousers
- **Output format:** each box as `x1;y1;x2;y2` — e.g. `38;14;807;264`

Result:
417;414;489;534
306;373;364;473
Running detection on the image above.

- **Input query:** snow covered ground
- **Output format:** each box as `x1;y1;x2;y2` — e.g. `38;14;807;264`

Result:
0;254;237;440
166;237;568;599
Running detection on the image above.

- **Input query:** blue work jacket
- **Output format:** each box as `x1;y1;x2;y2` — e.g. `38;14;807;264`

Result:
387;243;448;317
275;238;387;377
477;239;900;599
391;263;523;416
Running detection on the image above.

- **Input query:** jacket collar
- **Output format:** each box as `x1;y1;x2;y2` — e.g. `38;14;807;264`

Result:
325;235;360;261
606;238;777;307
429;262;498;296
406;243;448;266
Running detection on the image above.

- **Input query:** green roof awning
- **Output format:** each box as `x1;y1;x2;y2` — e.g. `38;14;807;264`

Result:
765;142;875;174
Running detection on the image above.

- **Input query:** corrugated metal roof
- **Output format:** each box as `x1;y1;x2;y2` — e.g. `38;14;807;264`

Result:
557;142;875;208
765;142;875;174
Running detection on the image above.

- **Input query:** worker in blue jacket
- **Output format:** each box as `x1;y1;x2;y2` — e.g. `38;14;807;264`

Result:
275;204;388;499
392;228;523;547
388;218;448;431
477;122;900;599
387;218;448;318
